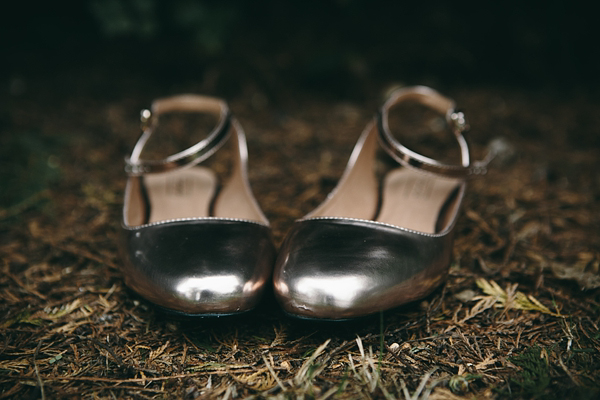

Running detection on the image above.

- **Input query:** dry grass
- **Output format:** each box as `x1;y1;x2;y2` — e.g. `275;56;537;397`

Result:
1;75;599;399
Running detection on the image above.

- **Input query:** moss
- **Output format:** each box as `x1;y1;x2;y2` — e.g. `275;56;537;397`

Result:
508;345;550;398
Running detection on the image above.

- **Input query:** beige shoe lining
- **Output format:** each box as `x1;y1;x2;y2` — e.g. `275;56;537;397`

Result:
144;167;217;223
124;121;268;227
305;122;380;221
306;123;461;234
378;168;460;234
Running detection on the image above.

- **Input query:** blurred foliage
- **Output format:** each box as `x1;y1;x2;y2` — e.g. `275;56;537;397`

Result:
89;0;158;39
0;132;63;209
88;0;239;54
1;0;596;87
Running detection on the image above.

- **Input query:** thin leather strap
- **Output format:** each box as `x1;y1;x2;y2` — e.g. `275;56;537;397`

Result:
125;95;231;176
377;86;488;178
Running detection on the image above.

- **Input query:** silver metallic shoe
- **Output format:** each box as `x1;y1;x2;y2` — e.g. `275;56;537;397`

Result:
121;94;275;316
273;86;487;320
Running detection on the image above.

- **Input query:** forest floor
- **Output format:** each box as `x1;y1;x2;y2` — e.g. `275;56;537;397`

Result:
1;53;599;399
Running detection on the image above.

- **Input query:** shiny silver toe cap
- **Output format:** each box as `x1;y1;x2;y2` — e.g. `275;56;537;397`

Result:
273;218;453;319
121;219;276;315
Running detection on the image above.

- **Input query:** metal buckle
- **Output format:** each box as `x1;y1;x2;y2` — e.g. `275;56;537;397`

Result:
447;109;469;136
140;109;153;131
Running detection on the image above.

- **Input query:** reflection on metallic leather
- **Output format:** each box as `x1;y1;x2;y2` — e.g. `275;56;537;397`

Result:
274;86;483;320
294;276;368;309
176;276;242;300
120;95;275;316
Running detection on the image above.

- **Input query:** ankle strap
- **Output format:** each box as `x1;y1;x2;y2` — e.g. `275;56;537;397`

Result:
125;95;231;176
377;86;488;178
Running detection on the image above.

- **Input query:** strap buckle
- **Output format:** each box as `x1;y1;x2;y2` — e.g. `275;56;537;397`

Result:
378;86;491;179
447;109;469;136
140;109;153;131
125;95;232;176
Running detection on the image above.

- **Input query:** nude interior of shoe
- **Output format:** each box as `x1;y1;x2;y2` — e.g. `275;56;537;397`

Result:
124;123;268;227
143;167;218;223
377;168;461;234
305;124;462;234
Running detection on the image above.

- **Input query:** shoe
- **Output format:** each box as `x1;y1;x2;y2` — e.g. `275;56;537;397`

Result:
121;94;276;316
273;86;487;320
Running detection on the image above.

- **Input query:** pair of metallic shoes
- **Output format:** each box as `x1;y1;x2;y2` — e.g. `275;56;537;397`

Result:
121;86;485;320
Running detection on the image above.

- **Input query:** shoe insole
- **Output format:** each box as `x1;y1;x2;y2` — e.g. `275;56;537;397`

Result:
377;168;460;234
144;167;218;223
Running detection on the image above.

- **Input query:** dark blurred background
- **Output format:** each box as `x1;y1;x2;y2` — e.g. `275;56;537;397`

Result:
1;0;598;212
1;0;597;99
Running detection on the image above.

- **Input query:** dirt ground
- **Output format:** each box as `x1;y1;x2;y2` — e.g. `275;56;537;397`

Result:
1;38;600;399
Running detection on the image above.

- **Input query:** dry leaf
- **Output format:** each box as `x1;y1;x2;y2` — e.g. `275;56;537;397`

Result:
474;278;562;317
